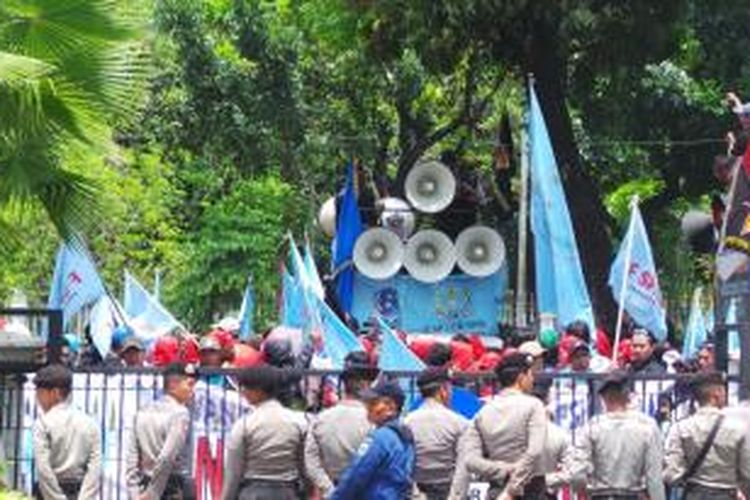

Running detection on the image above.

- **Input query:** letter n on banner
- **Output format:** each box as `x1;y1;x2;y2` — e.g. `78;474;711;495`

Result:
195;437;224;500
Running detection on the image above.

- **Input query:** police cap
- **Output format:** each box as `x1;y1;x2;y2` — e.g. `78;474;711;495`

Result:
416;367;451;391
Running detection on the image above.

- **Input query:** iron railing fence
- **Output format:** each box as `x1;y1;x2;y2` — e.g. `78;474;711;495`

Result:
0;368;740;499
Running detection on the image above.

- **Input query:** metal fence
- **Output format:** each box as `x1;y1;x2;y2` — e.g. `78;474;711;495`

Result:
0;368;740;499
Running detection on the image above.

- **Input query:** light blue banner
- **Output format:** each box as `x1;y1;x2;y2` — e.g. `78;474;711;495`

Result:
529;83;594;330
351;269;507;335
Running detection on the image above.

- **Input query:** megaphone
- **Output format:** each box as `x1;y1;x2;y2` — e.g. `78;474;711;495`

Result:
318;197;337;238
405;160;456;213
404;230;456;283
377;197;415;239
455;226;506;277
353;228;404;280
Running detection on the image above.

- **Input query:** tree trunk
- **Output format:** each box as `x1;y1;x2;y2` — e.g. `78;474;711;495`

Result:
525;22;619;333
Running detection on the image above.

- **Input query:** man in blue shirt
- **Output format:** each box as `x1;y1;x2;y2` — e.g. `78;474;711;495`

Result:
330;379;416;500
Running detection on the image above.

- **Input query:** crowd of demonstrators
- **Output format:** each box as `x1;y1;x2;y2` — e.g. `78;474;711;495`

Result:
30;346;750;500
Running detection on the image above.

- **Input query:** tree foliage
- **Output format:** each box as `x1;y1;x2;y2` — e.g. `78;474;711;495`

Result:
2;0;748;338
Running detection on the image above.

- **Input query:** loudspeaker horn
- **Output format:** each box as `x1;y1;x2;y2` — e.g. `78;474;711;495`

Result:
353;228;404;280
404;230;456;283
405;160;456;213
318;197;337;238
376;197;416;239
455;226;506;277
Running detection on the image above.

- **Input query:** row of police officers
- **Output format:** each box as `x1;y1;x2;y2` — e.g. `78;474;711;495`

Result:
31;351;750;499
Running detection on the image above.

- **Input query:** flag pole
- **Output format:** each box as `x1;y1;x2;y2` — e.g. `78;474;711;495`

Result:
612;195;639;364
515;74;532;329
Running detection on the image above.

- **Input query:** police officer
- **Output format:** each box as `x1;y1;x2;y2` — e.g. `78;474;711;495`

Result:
532;381;575;499
330;378;415;500
126;362;197;500
221;366;307;500
304;351;376;496
32;364;101;500
664;371;750;499
404;367;468;500
451;352;547;499
571;371;664;500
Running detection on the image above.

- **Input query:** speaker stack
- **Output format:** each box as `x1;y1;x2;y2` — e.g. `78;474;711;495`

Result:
330;159;505;283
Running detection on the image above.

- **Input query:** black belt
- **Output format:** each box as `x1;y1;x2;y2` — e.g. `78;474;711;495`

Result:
684;483;737;496
33;479;81;500
589;489;641;500
239;478;299;488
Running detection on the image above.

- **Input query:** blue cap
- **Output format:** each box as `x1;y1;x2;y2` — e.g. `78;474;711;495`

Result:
360;379;405;410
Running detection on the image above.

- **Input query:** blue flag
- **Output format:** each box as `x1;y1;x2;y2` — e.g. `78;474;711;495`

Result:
281;267;305;328
377;318;425;372
333;163;363;313
238;277;255;340
123;271;183;342
608;204;667;340
529;83;594;330
48;242;107;329
682;288;708;359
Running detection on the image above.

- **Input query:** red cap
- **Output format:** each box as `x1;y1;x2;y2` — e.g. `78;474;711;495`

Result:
209;329;236;351
232;344;264;368
409;337;436;361
179;335;200;364
151;336;180;366
450;341;475;371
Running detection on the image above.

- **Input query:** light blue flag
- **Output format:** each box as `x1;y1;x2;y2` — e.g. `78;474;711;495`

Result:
304;242;326;299
317;295;363;368
333;162;364;313
727;299;740;357
48;242;107;329
682;288;708;359
608;205;667;340
89;295;120;358
238;277;254;340
529;83;594;330
377;318;425;372
281;267;305;328
123;271;182;342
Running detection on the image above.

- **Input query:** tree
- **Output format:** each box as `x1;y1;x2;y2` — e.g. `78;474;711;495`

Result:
0;0;149;252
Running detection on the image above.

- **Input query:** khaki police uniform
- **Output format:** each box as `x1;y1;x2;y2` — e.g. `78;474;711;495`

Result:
572;410;665;500
125;394;192;500
33;401;101;500
664;406;750;499
542;420;575;496
304;399;370;495
404;399;468;499
451;388;547;498
725;401;750;498
221;399;307;500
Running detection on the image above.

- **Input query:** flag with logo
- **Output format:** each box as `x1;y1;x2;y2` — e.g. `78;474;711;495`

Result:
529;82;594;330
48;242;107;329
608;204;667;340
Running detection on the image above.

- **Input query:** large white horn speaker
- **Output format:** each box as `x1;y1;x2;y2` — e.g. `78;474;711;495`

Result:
377;197;415;239
353;228;404;280
404;230;456;283
405;160;456;213
455;226;506;277
318;197;337;238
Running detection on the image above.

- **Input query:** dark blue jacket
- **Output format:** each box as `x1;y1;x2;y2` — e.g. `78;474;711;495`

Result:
330;419;415;500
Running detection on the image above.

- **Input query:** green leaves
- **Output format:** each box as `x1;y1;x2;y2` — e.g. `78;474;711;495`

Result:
0;0;150;250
